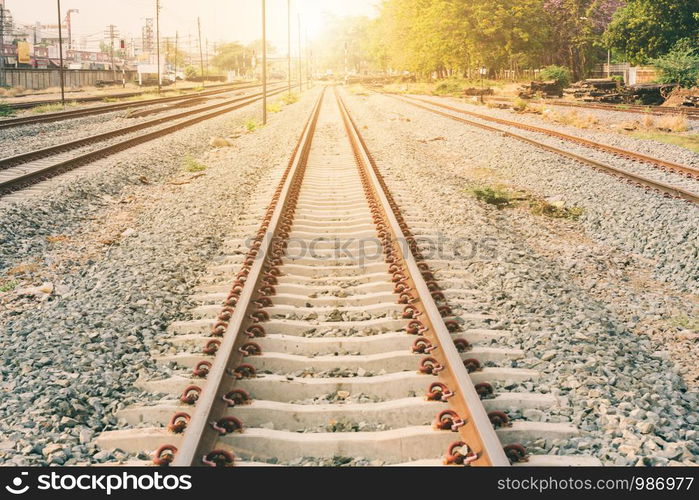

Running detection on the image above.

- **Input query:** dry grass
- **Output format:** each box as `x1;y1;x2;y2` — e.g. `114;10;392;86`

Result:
6;262;39;275
32;102;78;114
46;234;69;244
0;86;26;97
529;199;584;220
541;108;599;129
654;115;690;133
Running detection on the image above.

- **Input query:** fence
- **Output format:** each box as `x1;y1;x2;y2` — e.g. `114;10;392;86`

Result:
0;69;137;90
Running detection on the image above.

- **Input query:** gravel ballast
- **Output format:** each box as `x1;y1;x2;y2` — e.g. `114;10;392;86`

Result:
341;88;698;466
0;87;320;465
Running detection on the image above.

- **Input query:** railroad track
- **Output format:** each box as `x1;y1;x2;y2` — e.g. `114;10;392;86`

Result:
3;81;248;110
0;84;292;196
391;94;699;205
484;96;699;120
0;82;268;130
95;85;600;467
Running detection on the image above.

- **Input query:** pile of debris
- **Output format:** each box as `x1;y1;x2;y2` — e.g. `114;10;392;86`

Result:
518;80;563;98
564;78;621;102
520;77;681;105
463;87;494;96
662;87;699;108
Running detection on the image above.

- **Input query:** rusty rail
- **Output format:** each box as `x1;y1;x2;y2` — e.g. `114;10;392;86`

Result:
169;87;326;466
401;95;699;179
334;86;510;466
0;86;293;195
0;82;272;130
391;94;699;205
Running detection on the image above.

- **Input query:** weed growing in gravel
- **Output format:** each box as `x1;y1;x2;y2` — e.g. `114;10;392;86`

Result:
469;185;514;208
529;199;584;220
245;119;260;132
183;156;207;172
349;86;369;96
32;102;78;114
512;98;529;112
0;100;13;117
671;315;699;331
282;92;299;105
0;280;18;293
267;101;282;113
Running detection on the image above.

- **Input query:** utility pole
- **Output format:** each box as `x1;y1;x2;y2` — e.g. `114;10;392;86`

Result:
174;31;179;85
305;27;310;85
261;0;267;124
287;0;291;95
57;0;65;104
0;2;5;88
197;17;204;87
155;0;161;92
105;24;118;83
297;14;302;91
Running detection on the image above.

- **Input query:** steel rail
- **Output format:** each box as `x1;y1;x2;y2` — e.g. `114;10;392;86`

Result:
170;87;327;466
4;81;244;111
0;82;273;130
335;87;510;466
390;94;699;205
0;84;289;171
0;86;292;195
401;95;699;179
484;96;699;120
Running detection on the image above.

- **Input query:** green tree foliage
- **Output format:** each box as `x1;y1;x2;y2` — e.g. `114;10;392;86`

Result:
540;65;573;86
604;0;699;64
357;0;622;79
211;41;273;74
651;38;699;88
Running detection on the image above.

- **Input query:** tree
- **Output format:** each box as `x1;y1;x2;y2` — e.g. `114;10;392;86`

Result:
651;38;699;88
543;0;625;79
604;0;699;64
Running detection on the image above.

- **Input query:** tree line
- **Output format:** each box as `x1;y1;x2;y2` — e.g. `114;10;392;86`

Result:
316;0;698;81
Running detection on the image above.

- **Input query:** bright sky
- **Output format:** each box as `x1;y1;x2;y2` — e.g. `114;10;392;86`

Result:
5;0;380;52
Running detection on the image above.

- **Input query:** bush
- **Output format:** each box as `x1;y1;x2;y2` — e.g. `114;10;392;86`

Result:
539;65;572;87
512;98;529;112
184;65;198;79
651;38;699;88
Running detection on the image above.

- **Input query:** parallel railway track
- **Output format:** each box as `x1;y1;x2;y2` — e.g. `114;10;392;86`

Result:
0;82;268;130
95;86;600;467
391;94;699;205
484;96;699;120
0;84;291;196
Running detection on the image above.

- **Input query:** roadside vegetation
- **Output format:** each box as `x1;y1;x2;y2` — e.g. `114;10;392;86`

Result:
0;100;13;117
32;102;78;114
